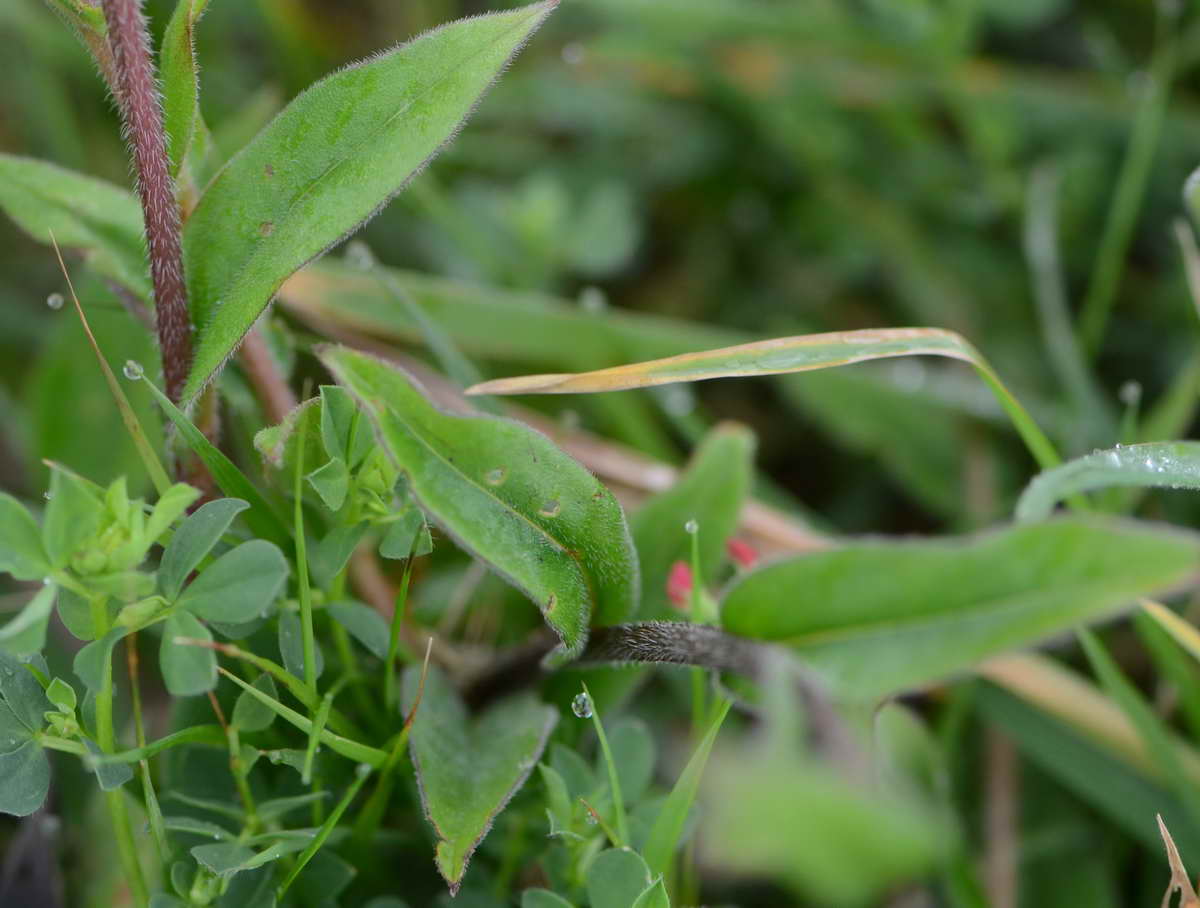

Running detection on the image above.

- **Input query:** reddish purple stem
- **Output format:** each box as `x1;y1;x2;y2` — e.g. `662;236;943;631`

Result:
101;0;192;402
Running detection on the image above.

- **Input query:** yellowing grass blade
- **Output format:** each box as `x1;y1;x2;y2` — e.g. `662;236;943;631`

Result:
1142;599;1200;665
467;327;1061;470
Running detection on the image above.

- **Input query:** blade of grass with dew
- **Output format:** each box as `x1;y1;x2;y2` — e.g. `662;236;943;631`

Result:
642;697;731;879
138;374;291;547
51;232;171;495
581;682;628;847
276;762;372;899
1078;629;1200;827
466;327;1062;471
1015;442;1200;523
217;668;387;767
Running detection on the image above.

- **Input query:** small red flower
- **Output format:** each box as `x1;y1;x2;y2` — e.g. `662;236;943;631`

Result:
666;560;693;610
726;537;758;569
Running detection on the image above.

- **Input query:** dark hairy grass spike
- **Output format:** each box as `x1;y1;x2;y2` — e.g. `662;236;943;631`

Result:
101;0;192;403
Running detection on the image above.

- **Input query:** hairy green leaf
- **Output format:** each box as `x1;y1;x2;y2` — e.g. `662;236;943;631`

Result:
404;665;557;894
321;346;638;659
181;1;557;400
160;0;212;178
722;518;1200;699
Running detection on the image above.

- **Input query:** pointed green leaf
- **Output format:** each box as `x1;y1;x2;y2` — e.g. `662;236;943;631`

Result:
404;665;557;893
160;0;212;178
378;508;432;560
181;1;558;400
722;517;1200;699
0;651;52;733
74;626;131;692
321;346;638;659
159;498;250;601
632;424;754;618
320;385;372;469
310;523;367;588
1017;442;1200;523
177;540;289;623
0;741;50;816
161;611;217;696
0;154;148;299
306;458;349;511
0;494;50;581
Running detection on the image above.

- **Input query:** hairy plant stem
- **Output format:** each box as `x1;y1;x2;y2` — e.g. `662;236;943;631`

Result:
101;0;193;403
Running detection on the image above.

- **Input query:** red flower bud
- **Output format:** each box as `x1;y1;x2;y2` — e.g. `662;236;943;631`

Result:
666;560;693;609
726;537;758;569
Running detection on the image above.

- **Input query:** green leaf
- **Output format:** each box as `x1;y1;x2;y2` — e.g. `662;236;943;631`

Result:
1017;442;1200;523
74;626;131;692
321;346;638;660
160;0;212;178
585;849;652;908
0;494;50;581
631;424;754;618
45;677;76;713
404;665;557;893
43;465;103;569
521;890;576;908
378;508;432;560
177;540;289;623
310;523;367;589
159;498;250;601
0;584;56;656
307;458;349;511
181;1;558;401
140;376;291;548
327;600;390;659
0;651;51;734
145;484;203;550
631;879;670;908
160;611;217;696
0;741;50;816
320;385;372;469
0;154;149;299
642;700;730;878
278;611;324;681
232;674;279;733
721;517;1200;700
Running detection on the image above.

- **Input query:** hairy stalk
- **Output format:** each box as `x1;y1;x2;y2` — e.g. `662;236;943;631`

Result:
101;0;193;402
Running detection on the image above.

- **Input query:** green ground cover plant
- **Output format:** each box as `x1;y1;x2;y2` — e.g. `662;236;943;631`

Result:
5;0;1200;906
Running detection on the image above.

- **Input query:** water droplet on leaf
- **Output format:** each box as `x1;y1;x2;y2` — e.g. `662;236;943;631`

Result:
571;692;593;719
540;500;560;517
485;468;507;485
46;292;64;310
123;360;144;381
684;519;699;535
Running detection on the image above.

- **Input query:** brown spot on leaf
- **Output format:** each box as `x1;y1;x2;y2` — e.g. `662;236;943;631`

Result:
259;221;274;237
264;163;275;177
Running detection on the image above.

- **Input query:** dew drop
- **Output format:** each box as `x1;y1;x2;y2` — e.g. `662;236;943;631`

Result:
684;519;699;535
43;491;52;501
584;811;598;826
356;763;371;778
46;292;64;310
578;286;607;314
571;692;593;719
345;240;375;270
485;468;507;486
540;500;561;517
1119;381;1142;407
123;360;144;381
